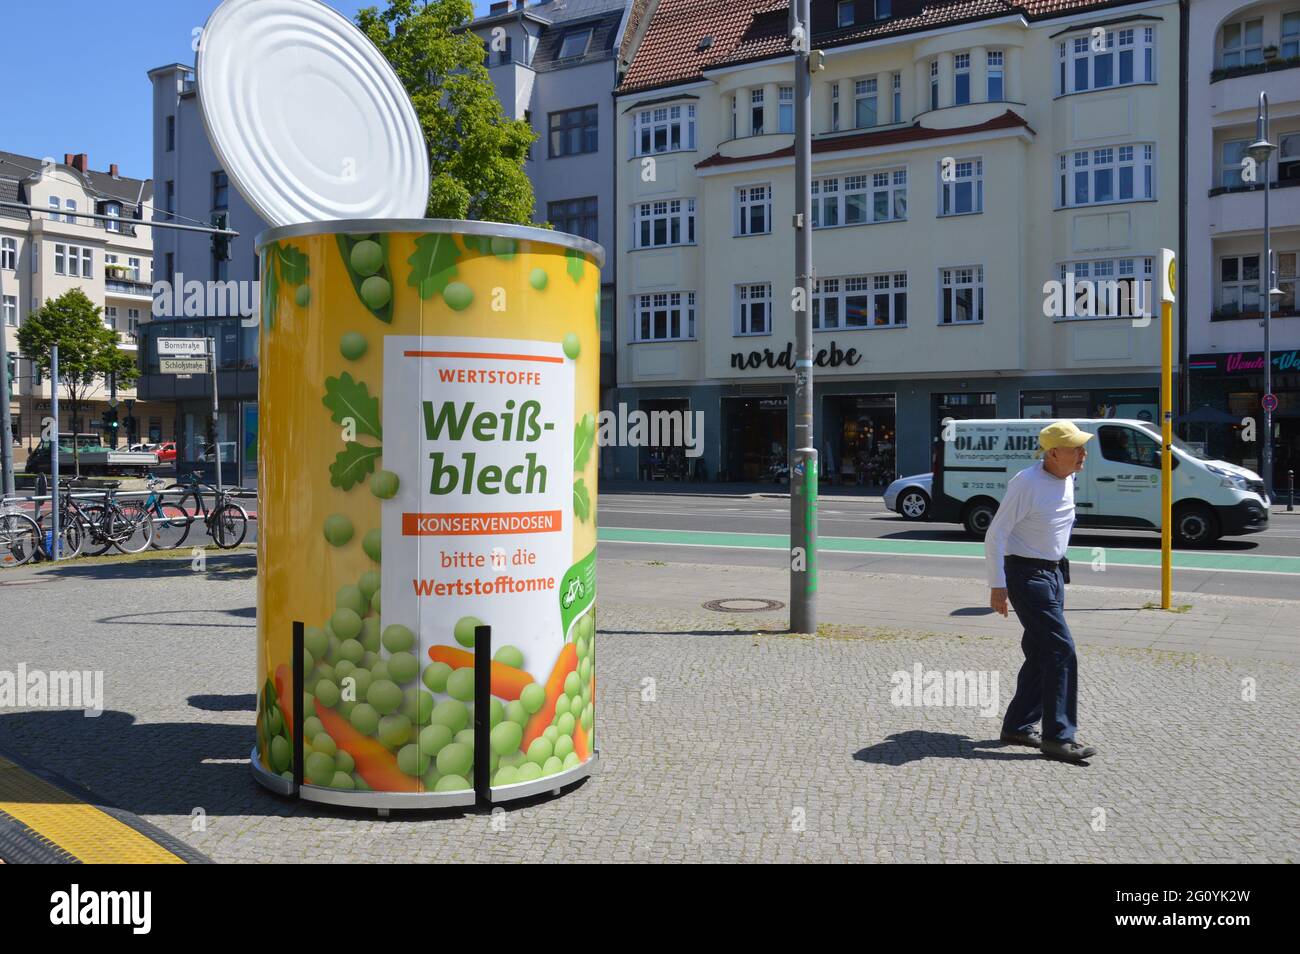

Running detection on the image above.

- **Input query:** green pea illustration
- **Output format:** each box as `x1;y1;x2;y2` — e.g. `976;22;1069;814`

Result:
382;624;415;654
494;645;524;668
378;713;413;748
350;239;384;277
494;765;518;786
491;721;523;756
330;771;355;790
360;275;392;310
340;331;367;360
350;703;380;735
363;528;382;563
422;662;452;693
529;267;548;290
554;734;574;760
314;679;341;708
446;666;475;702
370;469;399;499
334;750;356;775
295;285;311;307
453;615;483;648
336;584;366;615
562;332;580;360
431;699;469;734
418;723;453;758
323;514;353;547
505;700;528;727
519;682;545;714
398;744;431;777
360;618;380;652
270;735;291;773
490;236;517;259
367;679;403;715
304;626;329;659
542;756;564;777
526;737;553;766
388;651;419;685
358;570;381;600
435;774;470;792
305;751;335;786
514;762;542;783
443;281;474;311
436;742;473;778
312;733;338;758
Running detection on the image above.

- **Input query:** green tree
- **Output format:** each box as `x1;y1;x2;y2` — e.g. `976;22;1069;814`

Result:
356;0;537;223
16;288;138;475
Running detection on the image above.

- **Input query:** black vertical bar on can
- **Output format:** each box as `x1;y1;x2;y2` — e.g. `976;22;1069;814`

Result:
292;620;305;796
474;624;492;804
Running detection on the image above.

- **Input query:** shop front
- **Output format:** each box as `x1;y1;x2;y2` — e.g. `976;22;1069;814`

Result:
637;397;691;481
821;393;896;487
722;395;788;482
1189;349;1300;487
1020;387;1159;423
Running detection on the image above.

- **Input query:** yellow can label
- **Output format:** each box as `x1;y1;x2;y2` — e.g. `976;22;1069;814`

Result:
254;230;599;794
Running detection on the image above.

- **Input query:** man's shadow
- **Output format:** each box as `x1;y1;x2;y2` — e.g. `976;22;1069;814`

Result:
855;730;1044;766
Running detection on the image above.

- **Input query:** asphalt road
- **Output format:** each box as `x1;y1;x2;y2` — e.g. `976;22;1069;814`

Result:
596;491;1300;601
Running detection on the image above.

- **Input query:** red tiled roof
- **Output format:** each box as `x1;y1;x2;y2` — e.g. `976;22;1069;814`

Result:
694;109;1034;168
618;0;1146;94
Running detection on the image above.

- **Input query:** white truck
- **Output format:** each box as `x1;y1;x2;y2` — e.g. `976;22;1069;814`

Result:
931;418;1269;546
26;433;160;476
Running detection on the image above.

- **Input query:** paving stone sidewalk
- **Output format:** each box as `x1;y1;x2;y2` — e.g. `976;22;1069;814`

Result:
0;553;1295;863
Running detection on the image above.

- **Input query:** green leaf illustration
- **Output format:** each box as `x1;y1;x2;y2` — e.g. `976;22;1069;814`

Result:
276;243;310;285
407;233;461;300
573;477;591;523
261;246;280;330
322;372;382;440
573;419;593;472
565;247;585;283
330;442;382;490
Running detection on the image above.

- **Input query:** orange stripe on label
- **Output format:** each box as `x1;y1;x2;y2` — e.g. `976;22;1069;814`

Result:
403;510;563;535
403;350;564;363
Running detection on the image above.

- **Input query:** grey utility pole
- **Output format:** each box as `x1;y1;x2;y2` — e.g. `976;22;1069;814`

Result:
210;337;223;491
789;0;818;633
50;345;60;560
0;265;14;500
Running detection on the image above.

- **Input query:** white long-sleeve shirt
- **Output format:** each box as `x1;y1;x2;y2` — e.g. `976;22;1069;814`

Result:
984;461;1076;588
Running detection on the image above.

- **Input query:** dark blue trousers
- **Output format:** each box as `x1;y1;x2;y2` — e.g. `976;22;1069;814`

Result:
1001;561;1078;743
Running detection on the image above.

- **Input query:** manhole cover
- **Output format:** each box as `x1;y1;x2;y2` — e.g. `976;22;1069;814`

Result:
702;597;785;613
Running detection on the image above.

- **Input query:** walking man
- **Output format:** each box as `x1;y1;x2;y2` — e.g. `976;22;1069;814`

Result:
986;421;1099;763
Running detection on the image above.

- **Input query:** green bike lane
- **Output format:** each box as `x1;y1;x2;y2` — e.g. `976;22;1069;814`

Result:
597;526;1300;576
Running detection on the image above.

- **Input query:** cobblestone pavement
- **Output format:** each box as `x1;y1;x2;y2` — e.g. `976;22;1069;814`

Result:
0;552;1295;862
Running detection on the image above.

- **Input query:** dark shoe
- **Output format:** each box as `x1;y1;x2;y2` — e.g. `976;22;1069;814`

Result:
1041;739;1097;762
999;729;1042;748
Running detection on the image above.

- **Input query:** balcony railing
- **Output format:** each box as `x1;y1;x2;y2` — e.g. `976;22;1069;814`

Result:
106;277;152;297
1211;55;1300;83
1208;177;1300;197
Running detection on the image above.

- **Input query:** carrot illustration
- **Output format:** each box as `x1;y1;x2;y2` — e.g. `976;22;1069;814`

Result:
315;704;413;792
572;718;590;761
522;642;579;749
426;645;534;700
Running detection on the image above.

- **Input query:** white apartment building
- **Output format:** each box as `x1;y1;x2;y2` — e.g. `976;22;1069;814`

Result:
1187;0;1300;488
1;151;164;462
613;0;1181;483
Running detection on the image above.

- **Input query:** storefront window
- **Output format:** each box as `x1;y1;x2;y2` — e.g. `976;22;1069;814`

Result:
822;394;896;486
723;397;787;482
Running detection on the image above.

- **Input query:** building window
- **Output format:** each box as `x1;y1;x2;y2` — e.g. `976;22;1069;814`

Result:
940;266;984;324
1284;12;1300;59
2;295;16;327
987;51;1004;101
892;72;901;122
736;283;771;336
953;53;971;105
633;198;695;248
129;256;141;281
736;184;772;236
1277;252;1297;312
779;86;794;134
812;169;906;227
837;0;854;28
730;94;738;138
633;291;695;341
875;0;891;18
548;196;598;242
1058;144;1154;207
831;83;840;131
549;105;599;158
54;244;90;277
79;247;93;278
213;170;229;209
854;78;877;128
750;88;765;135
930;60;939;110
1219;255;1260;315
166;115;175;151
127;308;141;336
105;305;118;330
1220;18;1263;68
1221;139;1249;187
165;180;175;215
165;252;175;280
0;237;15;270
485;34;512;67
104;202;122;232
813;273;907;329
939;158;983;215
1059;27;1155;94
634;104;695;155
1057;257;1153;319
48;196;61;222
558;28;592;60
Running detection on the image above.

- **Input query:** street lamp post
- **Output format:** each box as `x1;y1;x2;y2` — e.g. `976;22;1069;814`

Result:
1247;92;1285;500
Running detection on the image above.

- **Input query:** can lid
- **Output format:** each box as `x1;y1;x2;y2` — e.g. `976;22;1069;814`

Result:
196;0;429;228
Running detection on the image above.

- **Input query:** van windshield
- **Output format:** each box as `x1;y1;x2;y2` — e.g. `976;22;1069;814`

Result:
1134;421;1212;460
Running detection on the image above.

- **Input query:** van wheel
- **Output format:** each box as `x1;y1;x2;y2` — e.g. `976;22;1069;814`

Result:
1174;504;1220;547
962;500;998;538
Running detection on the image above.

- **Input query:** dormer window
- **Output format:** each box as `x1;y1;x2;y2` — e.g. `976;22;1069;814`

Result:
105;202;122;233
559;28;592;60
837;1;854;28
875;0;891;19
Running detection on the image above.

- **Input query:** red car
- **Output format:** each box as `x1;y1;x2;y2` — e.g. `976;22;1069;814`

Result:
155;442;177;462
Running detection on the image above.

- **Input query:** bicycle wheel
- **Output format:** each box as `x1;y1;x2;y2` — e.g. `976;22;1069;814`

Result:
0;511;42;567
110;502;155;554
210;502;249;549
36;510;84;559
150;502;192;549
76;504;116;556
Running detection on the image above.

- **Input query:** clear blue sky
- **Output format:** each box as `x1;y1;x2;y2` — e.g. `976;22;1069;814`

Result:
2;0;493;182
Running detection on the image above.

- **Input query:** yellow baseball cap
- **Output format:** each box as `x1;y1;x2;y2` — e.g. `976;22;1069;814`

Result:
1034;421;1094;458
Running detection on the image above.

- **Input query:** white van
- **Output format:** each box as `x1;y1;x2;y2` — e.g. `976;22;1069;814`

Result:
931;419;1269;545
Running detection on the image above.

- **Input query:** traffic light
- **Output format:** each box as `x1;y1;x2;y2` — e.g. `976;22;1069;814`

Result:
211;212;231;262
102;409;120;446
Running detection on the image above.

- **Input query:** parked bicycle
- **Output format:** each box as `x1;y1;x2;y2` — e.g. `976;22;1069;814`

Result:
165;470;249;549
34;480;154;557
0;506;43;567
139;474;193;549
